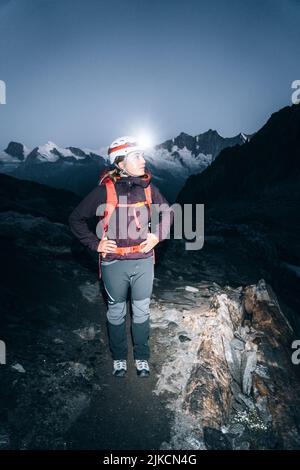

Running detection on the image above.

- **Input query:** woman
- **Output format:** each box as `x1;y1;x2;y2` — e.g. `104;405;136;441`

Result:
69;136;173;378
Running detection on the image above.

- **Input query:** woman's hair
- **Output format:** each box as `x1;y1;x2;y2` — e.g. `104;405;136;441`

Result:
99;157;150;185
99;156;124;184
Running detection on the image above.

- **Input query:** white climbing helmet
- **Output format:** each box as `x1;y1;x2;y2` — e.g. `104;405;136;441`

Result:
107;136;144;165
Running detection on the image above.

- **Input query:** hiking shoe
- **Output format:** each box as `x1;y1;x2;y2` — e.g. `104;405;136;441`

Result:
135;359;150;377
112;359;127;377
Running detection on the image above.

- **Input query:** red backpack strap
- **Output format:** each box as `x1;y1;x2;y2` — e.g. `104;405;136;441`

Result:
144;185;152;213
101;178;118;233
144;185;155;265
98;177;118;279
144;185;152;225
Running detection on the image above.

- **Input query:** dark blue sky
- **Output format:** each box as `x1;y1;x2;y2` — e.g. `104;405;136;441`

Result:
0;0;299;150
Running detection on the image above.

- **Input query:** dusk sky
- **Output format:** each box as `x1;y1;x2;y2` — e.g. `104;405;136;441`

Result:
0;0;299;151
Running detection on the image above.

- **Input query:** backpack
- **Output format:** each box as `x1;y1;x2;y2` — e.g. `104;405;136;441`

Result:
97;173;155;279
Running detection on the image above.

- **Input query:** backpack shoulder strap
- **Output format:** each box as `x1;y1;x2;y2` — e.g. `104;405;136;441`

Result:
105;179;118;205
144;185;152;208
144;184;152;219
101;179;118;232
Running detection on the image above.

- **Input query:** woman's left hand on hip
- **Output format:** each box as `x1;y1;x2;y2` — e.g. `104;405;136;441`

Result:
140;233;159;253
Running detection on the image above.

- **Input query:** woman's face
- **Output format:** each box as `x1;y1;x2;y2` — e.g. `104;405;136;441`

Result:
119;151;146;176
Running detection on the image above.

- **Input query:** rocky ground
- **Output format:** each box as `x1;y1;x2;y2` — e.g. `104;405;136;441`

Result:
0;211;172;450
0;208;300;450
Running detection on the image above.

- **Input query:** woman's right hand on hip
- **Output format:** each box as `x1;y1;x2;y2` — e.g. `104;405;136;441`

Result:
97;237;117;254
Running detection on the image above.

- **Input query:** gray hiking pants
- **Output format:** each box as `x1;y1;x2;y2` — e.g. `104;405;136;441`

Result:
101;256;154;360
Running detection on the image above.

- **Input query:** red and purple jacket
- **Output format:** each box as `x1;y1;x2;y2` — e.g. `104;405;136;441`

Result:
68;171;174;261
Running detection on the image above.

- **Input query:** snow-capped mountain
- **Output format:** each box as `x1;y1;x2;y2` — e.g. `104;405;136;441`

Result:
155;130;251;160
0;129;253;202
145;143;213;176
0;141;107;164
0;141;108;197
134;130;252;200
1;141;31;162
